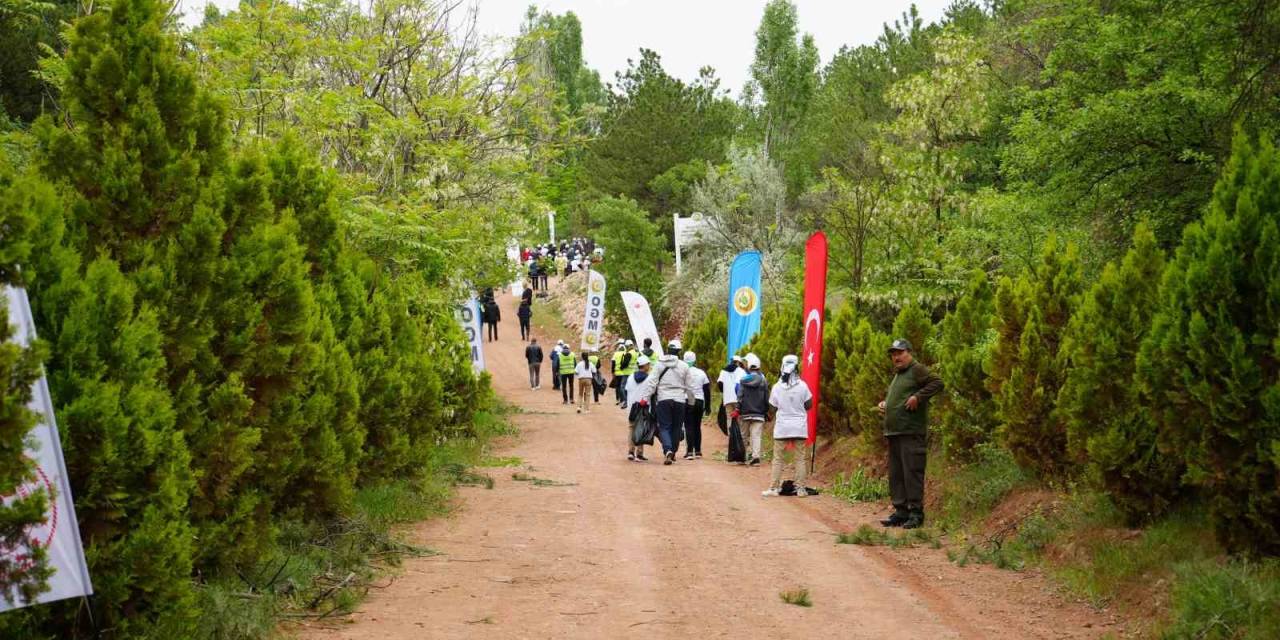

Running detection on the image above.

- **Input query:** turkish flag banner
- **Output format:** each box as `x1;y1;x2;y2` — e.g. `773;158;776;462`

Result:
802;231;828;445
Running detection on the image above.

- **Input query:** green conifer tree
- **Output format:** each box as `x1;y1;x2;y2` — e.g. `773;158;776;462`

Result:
890;304;935;366
988;237;1082;478
1138;135;1280;554
937;270;997;460
1058;223;1179;521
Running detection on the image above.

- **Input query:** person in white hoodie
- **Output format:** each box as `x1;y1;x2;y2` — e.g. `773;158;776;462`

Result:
682;351;712;460
634;339;696;465
762;354;814;497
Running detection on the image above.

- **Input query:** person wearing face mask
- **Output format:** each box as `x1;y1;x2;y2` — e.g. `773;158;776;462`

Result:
681;351;712;460
761;354;814;497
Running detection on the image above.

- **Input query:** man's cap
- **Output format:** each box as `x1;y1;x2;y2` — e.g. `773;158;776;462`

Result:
745;353;761;369
625;339;635;346
667;338;682;350
781;354;799;374
636;355;651;367
731;354;744;363
683;351;697;365
888;338;913;353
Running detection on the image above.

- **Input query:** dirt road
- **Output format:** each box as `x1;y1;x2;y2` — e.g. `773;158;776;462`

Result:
294;291;1122;639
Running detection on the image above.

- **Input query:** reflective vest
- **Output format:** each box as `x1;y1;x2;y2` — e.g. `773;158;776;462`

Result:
611;350;626;374
588;354;600;370
559;351;576;375
623;349;640;375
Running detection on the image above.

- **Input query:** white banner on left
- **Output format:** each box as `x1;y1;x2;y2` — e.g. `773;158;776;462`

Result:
0;286;93;613
456;297;485;373
580;270;606;351
506;241;524;297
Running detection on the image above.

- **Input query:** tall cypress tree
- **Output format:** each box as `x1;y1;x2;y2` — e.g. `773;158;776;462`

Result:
1138;135;1280;554
988;237;1082;478
1058;223;1179;522
937;269;996;460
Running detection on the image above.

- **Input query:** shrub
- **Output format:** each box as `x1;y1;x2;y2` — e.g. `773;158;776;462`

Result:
936;270;997;460
987;236;1082;479
683;307;727;370
1137;135;1280;555
591;196;667;330
1057;223;1180;522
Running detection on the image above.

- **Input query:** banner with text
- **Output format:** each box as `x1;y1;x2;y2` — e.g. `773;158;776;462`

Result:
0;286;93;612
456;297;485;373
580;270;607;351
726;251;762;362
802;232;829;445
620;291;661;353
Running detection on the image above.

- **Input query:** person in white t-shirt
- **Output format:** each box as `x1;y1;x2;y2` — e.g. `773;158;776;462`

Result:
681;351;712;460
574;352;597;414
762;354;814;497
716;354;747;425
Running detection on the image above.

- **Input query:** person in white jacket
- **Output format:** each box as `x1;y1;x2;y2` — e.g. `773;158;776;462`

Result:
574;352;597;414
634;339;696;465
762;354;814;497
624;356;653;461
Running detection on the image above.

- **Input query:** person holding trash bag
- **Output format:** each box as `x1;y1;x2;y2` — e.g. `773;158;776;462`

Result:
634;339;696;465
762;354;814;497
682;351;711;460
718;354;747;463
625;356;655;461
736;353;769;466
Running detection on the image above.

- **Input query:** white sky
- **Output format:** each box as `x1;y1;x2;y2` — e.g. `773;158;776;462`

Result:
182;0;956;95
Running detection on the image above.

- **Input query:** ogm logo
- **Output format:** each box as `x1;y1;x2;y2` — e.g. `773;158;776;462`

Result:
732;286;759;317
589;276;605;294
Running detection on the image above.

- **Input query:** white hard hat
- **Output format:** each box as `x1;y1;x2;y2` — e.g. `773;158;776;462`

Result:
636;355;651;367
781;354;799;374
745;353;761;369
683;351;697;365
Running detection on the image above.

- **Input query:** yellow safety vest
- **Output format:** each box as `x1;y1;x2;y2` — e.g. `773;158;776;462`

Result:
588;354;600;370
559;351;576;375
612;350;626;373
623;349;640;375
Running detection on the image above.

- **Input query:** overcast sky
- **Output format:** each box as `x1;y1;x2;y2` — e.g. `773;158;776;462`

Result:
183;0;955;95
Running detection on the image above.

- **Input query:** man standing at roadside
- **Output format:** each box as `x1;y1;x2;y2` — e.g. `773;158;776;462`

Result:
524;338;544;389
877;339;943;530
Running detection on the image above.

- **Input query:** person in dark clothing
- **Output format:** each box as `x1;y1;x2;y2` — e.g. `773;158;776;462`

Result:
550;340;562;391
736;353;769;466
483;298;500;341
640;337;656;363
521;284;534;306
877;339;944;530
517;301;532;341
524;338;544;389
682;352;712;459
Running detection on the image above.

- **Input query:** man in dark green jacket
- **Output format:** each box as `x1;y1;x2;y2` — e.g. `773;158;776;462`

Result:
877;338;943;529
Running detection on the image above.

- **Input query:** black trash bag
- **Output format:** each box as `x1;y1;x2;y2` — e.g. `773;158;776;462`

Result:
779;480;822;496
631;411;657;446
727;422;746;463
716;404;728;435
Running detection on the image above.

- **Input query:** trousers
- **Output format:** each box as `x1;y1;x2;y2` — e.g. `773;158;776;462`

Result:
887;433;928;513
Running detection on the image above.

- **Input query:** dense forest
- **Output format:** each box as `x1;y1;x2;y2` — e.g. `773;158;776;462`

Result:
0;0;1277;637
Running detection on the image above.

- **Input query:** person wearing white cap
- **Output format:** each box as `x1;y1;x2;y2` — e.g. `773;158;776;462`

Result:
716;354;748;460
550;340;564;392
610;339;631;406
762;355;814;497
634;338;696;464
682;351;711;459
624;355;654;461
735;353;768;465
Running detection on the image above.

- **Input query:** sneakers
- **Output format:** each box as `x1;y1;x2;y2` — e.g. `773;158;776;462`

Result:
636;453;647;461
664;452;675;465
761;488;780;497
795;487;810;498
576;408;581;413
695;452;703;459
627;452;635;461
683;452;695;460
749;457;761;467
880;511;910;528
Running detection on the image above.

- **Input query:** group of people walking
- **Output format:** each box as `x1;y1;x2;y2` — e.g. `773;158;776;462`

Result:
513;252;943;530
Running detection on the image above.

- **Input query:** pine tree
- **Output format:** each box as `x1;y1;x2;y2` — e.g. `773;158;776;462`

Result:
1058;223;1179;521
0;164;53;605
890;304;935;366
937;269;997;460
988;236;1082;478
1138;135;1280;554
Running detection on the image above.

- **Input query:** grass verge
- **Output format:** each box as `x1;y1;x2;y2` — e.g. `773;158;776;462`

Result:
779;587;813;607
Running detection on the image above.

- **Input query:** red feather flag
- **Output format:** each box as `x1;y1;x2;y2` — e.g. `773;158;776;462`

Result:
802;231;828;446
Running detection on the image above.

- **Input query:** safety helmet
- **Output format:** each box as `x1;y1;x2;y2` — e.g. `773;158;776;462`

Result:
745;353;761;369
781;354;799;374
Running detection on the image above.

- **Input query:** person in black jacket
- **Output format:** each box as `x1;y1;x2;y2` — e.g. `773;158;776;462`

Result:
736;353;769;466
483;298;501;341
524;338;544;389
517;300;532;341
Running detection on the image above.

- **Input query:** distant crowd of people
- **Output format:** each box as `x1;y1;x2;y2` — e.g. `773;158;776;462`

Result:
521;238;601;292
